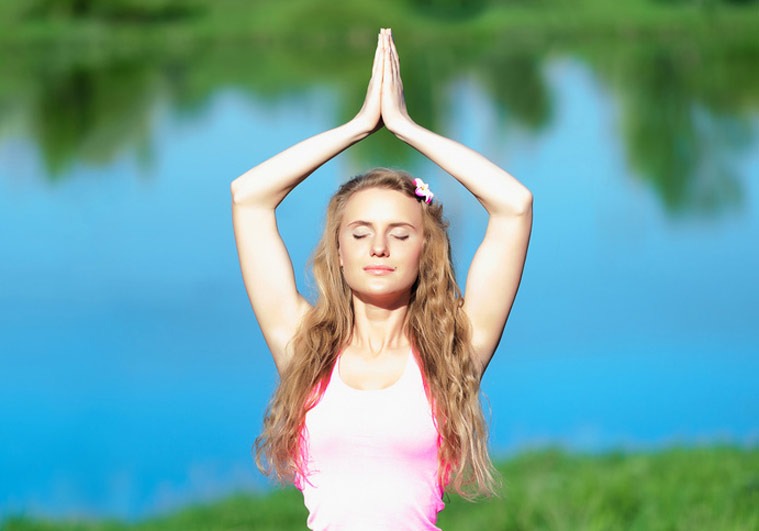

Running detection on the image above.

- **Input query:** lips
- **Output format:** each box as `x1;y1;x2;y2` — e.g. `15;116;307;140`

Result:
363;265;396;275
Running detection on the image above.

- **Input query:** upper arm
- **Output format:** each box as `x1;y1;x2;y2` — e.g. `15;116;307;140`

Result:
462;204;533;376
231;199;311;373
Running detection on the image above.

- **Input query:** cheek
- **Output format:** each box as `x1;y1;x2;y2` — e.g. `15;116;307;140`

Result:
337;234;353;267
414;251;424;274
404;244;424;274
338;239;363;269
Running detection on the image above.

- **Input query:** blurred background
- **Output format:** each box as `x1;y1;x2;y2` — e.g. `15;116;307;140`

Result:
1;0;757;524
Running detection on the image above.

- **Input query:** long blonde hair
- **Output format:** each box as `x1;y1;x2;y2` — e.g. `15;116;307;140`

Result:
255;167;498;499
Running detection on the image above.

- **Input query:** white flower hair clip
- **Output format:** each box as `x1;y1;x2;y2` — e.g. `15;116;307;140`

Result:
414;178;434;204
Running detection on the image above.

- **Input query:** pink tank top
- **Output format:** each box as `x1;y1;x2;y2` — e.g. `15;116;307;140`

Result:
297;350;445;530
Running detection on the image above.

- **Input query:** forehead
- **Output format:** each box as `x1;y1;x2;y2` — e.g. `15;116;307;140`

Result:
341;188;423;227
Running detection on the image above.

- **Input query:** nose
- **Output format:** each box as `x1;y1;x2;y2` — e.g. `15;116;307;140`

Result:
370;234;389;257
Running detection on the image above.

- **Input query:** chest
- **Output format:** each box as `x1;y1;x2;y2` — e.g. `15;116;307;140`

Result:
303;355;439;462
337;349;410;390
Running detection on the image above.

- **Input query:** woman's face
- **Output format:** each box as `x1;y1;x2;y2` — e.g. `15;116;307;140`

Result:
338;187;424;303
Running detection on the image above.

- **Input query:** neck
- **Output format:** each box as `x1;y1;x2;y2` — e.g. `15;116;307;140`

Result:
349;291;411;357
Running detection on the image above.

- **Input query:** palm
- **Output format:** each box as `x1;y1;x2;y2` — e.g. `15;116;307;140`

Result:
380;30;411;134
354;32;384;134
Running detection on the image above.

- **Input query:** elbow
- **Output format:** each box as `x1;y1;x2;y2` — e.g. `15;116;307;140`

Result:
498;187;532;218
230;179;243;205
231;172;277;208
230;178;257;206
482;174;532;217
516;189;533;217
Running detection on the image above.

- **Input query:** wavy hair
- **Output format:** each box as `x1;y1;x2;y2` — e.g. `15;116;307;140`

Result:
254;167;498;499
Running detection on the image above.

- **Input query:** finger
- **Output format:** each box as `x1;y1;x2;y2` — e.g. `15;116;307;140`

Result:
382;33;393;85
389;33;400;72
376;39;385;87
372;33;388;89
372;33;382;77
386;32;401;89
388;33;397;81
385;41;398;87
384;32;398;75
376;31;387;77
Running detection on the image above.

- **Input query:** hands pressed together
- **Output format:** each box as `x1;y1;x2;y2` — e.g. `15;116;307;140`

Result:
232;27;532;377
355;28;412;137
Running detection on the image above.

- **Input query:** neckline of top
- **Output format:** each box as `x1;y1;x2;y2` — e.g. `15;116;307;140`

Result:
335;349;413;393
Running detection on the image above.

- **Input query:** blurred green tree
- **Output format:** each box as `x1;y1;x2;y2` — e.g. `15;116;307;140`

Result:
409;0;489;17
25;0;204;21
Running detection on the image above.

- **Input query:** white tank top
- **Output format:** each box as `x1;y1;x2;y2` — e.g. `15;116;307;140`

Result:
297;350;445;530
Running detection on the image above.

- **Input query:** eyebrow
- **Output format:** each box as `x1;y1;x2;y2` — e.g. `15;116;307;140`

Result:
346;220;417;230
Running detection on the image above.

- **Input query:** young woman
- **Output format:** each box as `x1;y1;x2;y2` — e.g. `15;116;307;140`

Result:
231;28;532;530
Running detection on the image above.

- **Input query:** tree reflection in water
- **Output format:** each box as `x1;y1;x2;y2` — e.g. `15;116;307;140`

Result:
0;35;756;217
31;59;157;176
594;43;756;217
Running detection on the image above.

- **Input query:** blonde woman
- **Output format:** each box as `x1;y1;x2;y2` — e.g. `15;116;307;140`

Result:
231;28;532;530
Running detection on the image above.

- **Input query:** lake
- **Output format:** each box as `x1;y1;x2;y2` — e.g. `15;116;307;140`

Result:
0;37;757;521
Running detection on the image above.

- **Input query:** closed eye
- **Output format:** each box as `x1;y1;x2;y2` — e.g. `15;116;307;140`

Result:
392;235;409;241
352;234;370;239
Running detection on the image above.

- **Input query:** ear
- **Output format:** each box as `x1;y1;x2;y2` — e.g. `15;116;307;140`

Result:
338;244;344;268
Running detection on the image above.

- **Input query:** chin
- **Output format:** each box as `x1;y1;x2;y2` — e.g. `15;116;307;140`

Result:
352;283;414;304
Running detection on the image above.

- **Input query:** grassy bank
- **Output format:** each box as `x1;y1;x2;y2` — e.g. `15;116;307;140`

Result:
4;446;757;530
1;0;759;52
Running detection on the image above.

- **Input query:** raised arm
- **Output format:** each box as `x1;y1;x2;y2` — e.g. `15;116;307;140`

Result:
231;34;384;374
380;29;533;376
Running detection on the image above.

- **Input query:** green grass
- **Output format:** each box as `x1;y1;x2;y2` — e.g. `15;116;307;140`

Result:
1;0;758;51
4;446;757;530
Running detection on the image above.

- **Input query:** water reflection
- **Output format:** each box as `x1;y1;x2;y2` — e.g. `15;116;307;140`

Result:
478;48;552;132
31;59;157;177
1;37;756;215
592;44;757;216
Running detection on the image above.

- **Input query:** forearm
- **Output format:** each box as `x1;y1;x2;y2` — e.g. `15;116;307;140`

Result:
231;118;370;208
395;121;532;217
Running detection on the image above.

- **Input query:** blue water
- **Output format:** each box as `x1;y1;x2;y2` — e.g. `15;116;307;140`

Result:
1;57;757;520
